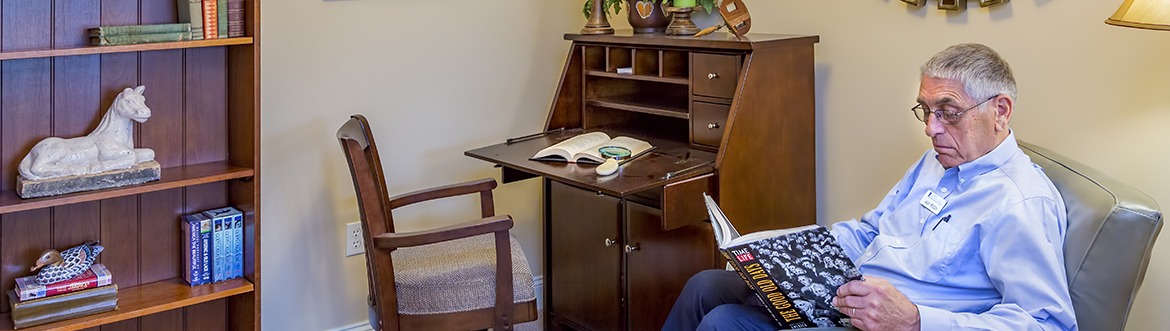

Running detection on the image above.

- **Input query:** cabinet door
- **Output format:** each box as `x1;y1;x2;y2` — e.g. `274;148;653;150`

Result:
549;181;622;330
626;201;716;331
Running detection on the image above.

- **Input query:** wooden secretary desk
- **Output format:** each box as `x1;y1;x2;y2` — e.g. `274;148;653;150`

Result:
465;32;818;330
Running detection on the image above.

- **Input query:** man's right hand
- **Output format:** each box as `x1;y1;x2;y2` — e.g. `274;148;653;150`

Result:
834;276;921;331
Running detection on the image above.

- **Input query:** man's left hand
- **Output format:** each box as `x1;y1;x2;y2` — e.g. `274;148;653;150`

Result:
834;276;920;331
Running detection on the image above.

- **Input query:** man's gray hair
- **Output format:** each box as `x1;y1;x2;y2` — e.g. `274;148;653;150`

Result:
921;43;1017;101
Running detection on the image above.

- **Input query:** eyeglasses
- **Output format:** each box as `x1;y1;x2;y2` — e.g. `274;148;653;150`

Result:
911;95;997;125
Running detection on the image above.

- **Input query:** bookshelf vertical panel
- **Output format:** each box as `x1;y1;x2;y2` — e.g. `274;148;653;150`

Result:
101;319;135;331
633;49;658;76
140;310;183;330
185;47;230;165
140;0;177;24
227;44;258;169
1;58;52;191
54;0;100;48
99;0;137;27
141;49;187;168
53;202;102;264
0;210;52;314
53;56;102;137
186;299;228;331
1;0;51;52
140;189;184;284
101;196;141;287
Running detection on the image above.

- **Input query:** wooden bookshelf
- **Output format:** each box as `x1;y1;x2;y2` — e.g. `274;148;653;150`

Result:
0;0;261;330
0;278;254;331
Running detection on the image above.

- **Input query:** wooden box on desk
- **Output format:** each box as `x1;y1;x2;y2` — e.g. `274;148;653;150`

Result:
466;31;819;330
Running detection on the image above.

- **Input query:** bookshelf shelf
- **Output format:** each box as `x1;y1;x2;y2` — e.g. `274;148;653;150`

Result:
0;162;254;214
0;278;254;331
587;95;690;119
585;70;689;85
0;37;254;61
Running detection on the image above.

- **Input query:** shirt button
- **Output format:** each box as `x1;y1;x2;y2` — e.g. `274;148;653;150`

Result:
940;187;948;193
959;178;966;183
894;239;903;245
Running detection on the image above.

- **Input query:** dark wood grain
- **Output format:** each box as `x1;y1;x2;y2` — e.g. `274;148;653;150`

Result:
0;210;51;313
52;201;102;261
1;58;51;192
186;299;228;331
99;319;137;331
2;0;51;52
55;0;100;48
545;46;583;130
185;47;228;165
139;189;182;284
566;30;819;51
101;196;139;287
626;202;715;331
548;181;621;330
100;0;137;27
141;50;185;168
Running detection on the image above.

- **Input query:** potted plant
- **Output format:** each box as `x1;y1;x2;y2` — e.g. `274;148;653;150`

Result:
583;0;717;34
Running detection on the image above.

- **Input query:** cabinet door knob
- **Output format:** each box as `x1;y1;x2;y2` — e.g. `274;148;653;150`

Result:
604;238;617;247
707;123;720;130
707;73;719;80
624;244;640;253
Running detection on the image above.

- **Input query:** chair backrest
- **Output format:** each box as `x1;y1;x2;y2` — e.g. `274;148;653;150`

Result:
1020;141;1163;331
337;114;401;330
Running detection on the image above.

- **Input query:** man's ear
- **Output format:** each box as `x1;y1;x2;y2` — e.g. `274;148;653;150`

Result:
993;95;1013;132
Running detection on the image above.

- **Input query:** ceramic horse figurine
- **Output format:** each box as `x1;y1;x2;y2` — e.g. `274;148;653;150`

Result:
18;86;155;181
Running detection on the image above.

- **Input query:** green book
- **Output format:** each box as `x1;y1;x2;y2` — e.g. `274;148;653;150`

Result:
8;285;118;329
218;0;228;39
91;31;192;46
177;0;205;40
89;23;191;37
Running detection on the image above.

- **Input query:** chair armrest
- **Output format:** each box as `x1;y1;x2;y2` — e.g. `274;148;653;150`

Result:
389;178;498;217
372;214;514;250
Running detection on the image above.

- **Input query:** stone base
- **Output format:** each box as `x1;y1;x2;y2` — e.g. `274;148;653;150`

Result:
17;161;162;199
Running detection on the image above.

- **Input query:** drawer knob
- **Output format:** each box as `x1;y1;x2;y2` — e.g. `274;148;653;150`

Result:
707;123;720;130
707;73;719;80
624;244;640;253
604;238;617;247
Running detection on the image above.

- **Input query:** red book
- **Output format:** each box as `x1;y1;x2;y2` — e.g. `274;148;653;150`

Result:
14;264;113;302
201;0;219;39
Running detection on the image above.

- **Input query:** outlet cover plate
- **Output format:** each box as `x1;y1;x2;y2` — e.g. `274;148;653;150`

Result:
346;222;365;256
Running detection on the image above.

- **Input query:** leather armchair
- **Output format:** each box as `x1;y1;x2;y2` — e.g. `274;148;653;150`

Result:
1020;141;1162;331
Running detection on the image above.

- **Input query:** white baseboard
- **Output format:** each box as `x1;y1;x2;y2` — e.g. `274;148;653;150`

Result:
330;275;544;331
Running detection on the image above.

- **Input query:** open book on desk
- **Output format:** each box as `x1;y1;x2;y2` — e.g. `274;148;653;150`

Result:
530;131;654;165
705;193;862;329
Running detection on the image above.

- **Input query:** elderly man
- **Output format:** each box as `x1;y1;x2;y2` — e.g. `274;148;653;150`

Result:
662;43;1077;331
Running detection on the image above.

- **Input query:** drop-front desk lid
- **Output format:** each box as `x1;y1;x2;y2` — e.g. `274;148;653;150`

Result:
464;129;716;197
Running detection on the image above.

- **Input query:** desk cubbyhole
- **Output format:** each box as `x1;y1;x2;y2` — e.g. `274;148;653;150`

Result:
661;51;688;79
583;106;689;142
583;46;606;71
634;49;660;76
607;47;633;73
585;76;689;115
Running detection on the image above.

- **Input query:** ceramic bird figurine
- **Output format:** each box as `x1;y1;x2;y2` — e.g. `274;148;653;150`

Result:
30;241;103;285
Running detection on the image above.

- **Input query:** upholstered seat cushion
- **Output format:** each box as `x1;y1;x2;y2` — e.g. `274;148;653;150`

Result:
391;232;536;315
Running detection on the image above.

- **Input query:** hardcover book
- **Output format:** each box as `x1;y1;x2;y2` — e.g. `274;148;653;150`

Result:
704;193;862;329
90;31;191;46
182;213;212;285
14;264;113;302
201;0;219;39
530;131;654;165
176;0;205;40
7;285;118;329
217;0;228;39
89;23;191;36
227;0;245;37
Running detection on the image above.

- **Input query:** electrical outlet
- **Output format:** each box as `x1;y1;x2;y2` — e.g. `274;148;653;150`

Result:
346;222;365;256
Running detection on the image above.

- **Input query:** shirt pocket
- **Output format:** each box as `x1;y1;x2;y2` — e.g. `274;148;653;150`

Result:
901;222;964;282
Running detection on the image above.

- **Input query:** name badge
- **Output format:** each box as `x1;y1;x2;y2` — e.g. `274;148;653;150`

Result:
919;190;947;215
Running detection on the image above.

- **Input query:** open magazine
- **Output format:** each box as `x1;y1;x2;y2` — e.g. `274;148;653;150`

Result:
704;193;862;329
530;131;654;164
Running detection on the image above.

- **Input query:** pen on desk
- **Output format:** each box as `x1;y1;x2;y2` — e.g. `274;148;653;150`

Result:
662;161;714;180
506;127;565;145
932;214;951;231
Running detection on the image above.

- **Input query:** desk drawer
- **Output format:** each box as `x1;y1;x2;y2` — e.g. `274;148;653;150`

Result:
661;173;714;231
692;53;740;98
692;102;730;148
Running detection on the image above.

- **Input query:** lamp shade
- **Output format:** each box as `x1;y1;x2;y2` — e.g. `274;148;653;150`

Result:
1107;0;1170;30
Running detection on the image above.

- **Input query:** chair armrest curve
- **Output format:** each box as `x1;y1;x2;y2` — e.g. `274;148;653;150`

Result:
372;214;514;249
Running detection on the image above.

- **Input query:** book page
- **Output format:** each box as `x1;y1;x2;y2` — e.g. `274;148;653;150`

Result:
704;193;741;248
573;136;655;164
727;225;819;247
531;132;611;161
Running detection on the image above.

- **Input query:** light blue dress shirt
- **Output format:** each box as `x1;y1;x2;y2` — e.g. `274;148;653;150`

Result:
830;133;1077;331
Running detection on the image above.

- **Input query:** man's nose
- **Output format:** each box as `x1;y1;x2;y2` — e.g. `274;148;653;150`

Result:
924;115;946;137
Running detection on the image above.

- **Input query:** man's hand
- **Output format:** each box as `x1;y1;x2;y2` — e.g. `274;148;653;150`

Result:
834;277;921;331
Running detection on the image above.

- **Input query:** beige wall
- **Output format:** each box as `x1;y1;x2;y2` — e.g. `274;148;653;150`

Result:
261;1;1170;330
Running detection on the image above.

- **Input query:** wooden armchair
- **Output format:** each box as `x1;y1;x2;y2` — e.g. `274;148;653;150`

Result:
337;115;538;330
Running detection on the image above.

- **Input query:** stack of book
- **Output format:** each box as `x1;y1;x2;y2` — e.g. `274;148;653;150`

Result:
177;0;246;40
89;23;192;46
8;264;118;329
183;207;245;286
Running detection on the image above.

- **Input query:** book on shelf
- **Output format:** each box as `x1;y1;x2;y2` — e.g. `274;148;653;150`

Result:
89;23;191;37
530;131;654;165
7;285;118;329
90;31;192;46
217;0;228;39
227;0;245;37
182;213;213;286
204;206;244;282
14;264;113;302
201;0;219;39
177;0;205;40
704;193;863;329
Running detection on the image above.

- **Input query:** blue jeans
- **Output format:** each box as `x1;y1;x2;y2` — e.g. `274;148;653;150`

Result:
662;269;856;331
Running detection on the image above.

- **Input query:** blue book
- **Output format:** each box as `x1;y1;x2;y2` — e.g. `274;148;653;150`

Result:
230;210;244;279
204;207;244;281
182;214;212;285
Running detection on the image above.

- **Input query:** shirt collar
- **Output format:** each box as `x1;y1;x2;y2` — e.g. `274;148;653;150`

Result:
952;131;1019;183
